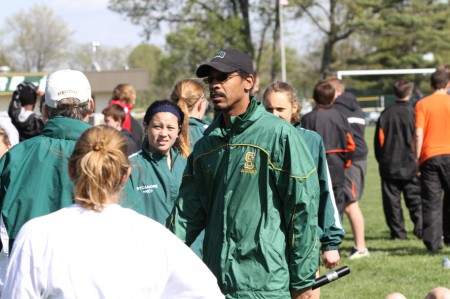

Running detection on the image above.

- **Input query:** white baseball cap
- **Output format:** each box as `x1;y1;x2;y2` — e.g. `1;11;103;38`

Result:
45;69;92;108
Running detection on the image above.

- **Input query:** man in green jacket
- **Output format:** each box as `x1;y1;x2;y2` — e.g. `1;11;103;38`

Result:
0;70;95;257
168;48;320;299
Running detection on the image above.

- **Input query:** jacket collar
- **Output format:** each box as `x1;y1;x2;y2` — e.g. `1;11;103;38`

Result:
43;117;91;140
205;97;263;138
395;100;411;105
316;104;333;109
141;140;178;163
189;117;209;126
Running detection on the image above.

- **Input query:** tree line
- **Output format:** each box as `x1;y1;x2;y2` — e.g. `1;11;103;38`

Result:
2;1;450;107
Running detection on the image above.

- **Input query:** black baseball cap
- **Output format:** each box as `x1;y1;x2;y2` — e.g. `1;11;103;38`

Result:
196;48;254;78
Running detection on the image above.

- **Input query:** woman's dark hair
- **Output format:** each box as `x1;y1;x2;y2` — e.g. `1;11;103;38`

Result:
143;99;184;126
143;99;189;157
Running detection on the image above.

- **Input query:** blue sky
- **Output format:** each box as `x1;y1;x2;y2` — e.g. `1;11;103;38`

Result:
2;0;166;47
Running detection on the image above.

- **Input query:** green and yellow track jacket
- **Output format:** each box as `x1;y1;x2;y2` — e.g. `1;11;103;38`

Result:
129;146;186;224
169;99;320;298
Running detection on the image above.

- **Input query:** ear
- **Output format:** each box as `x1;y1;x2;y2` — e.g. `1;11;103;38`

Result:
116;120;122;131
292;101;299;115
196;98;203;112
407;90;413;98
120;167;131;186
243;74;254;92
334;90;339;100
88;99;95;115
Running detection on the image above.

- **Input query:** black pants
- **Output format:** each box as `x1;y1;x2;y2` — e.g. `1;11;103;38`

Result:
420;155;450;252
333;184;345;216
381;176;422;239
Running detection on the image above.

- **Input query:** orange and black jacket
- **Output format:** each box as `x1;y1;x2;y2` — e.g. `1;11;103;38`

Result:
302;105;355;187
374;101;417;180
334;92;368;161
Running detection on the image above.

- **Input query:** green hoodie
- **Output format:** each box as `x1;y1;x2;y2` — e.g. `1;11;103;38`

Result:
169;99;320;298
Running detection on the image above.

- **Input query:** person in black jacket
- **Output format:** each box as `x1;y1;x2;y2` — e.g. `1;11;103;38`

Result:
8;82;44;141
301;80;356;217
327;77;369;259
374;79;422;240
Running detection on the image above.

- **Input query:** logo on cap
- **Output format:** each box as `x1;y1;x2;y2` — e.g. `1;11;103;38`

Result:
57;90;78;96
213;51;226;60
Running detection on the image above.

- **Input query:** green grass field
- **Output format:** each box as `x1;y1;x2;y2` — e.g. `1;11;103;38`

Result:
320;126;450;299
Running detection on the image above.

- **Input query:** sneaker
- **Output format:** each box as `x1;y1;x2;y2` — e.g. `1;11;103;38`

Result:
347;246;370;259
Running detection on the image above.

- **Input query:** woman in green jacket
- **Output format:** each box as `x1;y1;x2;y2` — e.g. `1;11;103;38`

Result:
129;99;188;223
170;79;210;147
263;81;345;299
129;99;202;256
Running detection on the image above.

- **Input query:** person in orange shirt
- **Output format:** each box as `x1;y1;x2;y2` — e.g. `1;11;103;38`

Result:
415;69;450;252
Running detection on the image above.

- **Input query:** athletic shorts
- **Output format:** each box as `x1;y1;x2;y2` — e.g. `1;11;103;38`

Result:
344;159;367;202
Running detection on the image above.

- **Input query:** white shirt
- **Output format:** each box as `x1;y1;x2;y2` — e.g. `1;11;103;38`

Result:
2;204;224;299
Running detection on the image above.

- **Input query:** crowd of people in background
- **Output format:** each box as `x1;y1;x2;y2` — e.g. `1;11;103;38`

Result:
0;48;447;298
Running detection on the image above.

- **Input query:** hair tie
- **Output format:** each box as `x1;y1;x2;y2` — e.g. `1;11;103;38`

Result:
93;140;105;151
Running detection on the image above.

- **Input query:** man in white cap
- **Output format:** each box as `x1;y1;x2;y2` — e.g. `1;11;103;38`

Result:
0;69;95;290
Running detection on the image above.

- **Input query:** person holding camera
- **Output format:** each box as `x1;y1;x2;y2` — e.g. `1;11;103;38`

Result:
8;82;44;141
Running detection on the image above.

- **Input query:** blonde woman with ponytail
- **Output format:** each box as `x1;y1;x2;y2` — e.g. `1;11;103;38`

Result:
2;125;224;299
170;79;209;148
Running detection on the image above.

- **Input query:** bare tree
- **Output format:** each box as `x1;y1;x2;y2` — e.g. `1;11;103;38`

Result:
292;0;358;79
3;4;72;72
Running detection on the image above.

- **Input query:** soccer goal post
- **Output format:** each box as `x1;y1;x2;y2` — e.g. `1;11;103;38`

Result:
336;68;436;80
334;68;437;118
